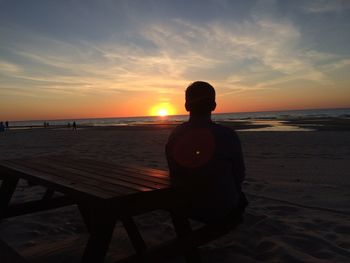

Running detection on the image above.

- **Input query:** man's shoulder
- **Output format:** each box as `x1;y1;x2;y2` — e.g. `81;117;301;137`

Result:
171;121;190;133
168;121;241;142
167;122;190;141
212;122;239;137
169;121;238;135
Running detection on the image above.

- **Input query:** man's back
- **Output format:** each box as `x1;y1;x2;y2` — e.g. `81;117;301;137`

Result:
166;117;246;223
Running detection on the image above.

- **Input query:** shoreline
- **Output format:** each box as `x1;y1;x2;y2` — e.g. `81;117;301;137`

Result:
3;116;350;132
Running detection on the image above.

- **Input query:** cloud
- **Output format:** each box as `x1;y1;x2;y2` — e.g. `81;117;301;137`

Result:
302;0;350;13
0;17;333;99
321;58;350;71
140;16;333;91
0;60;21;73
1;1;349;102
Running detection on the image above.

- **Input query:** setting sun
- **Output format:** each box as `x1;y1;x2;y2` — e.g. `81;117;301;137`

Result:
158;109;168;117
150;103;176;117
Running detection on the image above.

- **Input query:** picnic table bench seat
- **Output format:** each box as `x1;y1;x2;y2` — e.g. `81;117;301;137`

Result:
0;155;242;263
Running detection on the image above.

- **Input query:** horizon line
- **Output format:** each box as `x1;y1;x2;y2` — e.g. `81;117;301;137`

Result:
7;106;350;123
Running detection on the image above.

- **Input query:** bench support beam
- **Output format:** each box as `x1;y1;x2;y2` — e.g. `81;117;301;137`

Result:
122;217;147;255
4;196;74;218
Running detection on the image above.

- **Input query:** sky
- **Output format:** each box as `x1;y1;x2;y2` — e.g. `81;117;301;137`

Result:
1;0;350;121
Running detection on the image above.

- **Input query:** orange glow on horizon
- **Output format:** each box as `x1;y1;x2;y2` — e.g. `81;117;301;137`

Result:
2;85;350;121
149;102;177;117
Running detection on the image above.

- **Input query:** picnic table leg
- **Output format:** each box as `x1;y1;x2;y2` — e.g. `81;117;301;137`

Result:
121;217;147;255
0;177;19;221
80;206;117;263
78;203;92;233
170;212;202;263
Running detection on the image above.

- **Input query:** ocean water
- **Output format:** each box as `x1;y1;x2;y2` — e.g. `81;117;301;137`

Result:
7;107;350;128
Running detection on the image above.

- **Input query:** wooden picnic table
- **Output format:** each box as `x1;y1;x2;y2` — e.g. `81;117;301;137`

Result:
0;155;241;263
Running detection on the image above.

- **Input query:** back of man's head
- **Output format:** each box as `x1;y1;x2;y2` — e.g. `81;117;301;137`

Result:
185;81;216;114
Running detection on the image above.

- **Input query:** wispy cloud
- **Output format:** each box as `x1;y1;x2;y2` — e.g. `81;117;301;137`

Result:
0;60;21;73
140;15;335;91
302;0;350;13
321;58;350;71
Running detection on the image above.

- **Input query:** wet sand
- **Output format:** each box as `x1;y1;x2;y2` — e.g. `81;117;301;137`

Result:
0;124;349;262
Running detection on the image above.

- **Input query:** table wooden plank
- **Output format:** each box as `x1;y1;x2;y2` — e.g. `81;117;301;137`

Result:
47;156;170;188
0;163;113;200
105;164;168;178
57;162;167;190
44;155;169;182
2;159;147;202
12;158;155;193
46;155;169;178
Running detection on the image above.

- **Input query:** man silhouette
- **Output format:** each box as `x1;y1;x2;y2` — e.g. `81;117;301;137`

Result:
166;81;247;223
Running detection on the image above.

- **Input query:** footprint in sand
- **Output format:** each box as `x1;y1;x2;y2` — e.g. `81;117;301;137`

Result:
334;225;350;235
256;239;278;252
266;205;299;216
252;183;266;191
324;233;338;240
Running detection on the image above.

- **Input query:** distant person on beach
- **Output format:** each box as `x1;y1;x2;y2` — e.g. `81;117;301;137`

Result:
72;121;77;131
166;81;247;223
5;121;9;130
0;122;5;132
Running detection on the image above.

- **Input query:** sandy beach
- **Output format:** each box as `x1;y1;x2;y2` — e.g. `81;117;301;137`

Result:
0;124;350;262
